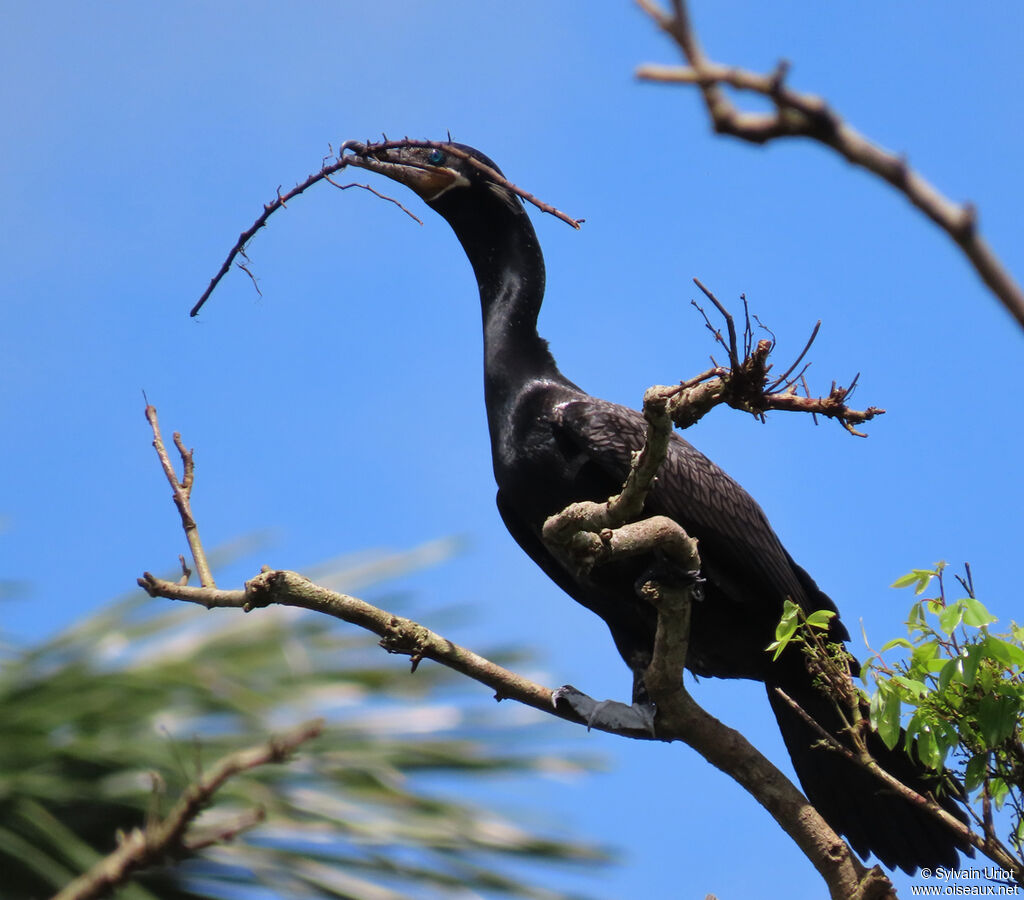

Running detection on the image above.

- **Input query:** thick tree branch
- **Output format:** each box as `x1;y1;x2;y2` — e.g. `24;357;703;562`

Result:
139;289;886;896
644;599;893;900
141;385;890;899
635;0;1024;329
139;567;588;727
140;337;890;898
136;568;890;900
537;366;893;900
51;720;324;900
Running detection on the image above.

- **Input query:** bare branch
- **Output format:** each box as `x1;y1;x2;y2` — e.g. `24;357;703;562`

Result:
50;720;324;900
144;405;215;587
536;398;891;899
190;155;356;316
139;402;895;898
342;138;584;230
322;174;424;224
767;320;821;392
636;0;1024;329
659;283;885;436
540;388;678;570
137;567;891;899
191;137;580;317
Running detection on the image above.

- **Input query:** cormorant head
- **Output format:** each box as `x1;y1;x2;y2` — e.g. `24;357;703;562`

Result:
343;141;517;210
343;139;542;305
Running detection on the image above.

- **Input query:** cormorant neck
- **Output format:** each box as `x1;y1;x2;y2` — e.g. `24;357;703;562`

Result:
429;187;562;404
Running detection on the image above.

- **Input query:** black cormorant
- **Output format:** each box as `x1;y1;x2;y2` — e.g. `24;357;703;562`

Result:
346;140;968;873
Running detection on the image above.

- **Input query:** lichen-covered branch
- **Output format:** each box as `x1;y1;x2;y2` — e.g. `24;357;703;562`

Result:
641;593;891;900
138;567;583;724
635;0;1024;329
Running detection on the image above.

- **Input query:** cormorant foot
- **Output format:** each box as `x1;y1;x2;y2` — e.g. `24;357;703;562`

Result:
635;560;705;603
552;685;657;737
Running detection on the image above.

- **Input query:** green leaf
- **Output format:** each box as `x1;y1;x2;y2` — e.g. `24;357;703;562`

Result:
918;731;942;770
907;640;944;680
938;601;964;635
961;597;997;628
937;655;963;693
907;602;928;635
962;643;984;688
892;572;923;589
892;568;937;594
880;638;914;652
769;599;801;660
990;778;1010;808
893;676;929;699
981;636;1024;669
978;693;1021;748
930;717;959;761
805;609;836;630
964;753;989;792
871;685;902;750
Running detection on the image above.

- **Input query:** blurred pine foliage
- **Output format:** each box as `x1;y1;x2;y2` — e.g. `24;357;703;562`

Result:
0;541;608;899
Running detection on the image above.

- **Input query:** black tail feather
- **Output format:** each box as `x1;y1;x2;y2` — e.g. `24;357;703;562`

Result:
766;680;973;874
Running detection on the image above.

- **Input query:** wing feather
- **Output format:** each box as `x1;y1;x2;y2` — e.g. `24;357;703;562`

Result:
551;397;841;628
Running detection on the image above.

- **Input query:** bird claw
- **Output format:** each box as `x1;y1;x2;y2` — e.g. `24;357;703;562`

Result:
636;563;705;603
552;684;657;737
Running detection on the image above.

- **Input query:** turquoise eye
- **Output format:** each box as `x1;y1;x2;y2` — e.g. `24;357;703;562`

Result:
427;148;446;165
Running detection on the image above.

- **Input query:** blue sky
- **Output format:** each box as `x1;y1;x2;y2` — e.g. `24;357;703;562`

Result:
3;2;1022;897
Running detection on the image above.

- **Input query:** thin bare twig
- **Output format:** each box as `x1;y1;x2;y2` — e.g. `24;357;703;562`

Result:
694;277;740;369
51;720;324;900
144;405;216;588
342;138;584;230
321;174;424;224
190;156;356;316
635;0;1024;329
190;137;580;317
673;281;884;435
767;320;821;391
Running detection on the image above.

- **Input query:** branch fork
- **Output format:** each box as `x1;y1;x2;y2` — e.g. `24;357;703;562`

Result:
139;397;891;899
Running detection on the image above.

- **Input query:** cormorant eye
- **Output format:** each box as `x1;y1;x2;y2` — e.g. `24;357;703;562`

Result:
427;148;446;166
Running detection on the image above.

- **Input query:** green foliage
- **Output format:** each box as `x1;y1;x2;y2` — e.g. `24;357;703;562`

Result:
766;598;836;662
0;548;608;900
865;563;1024;855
